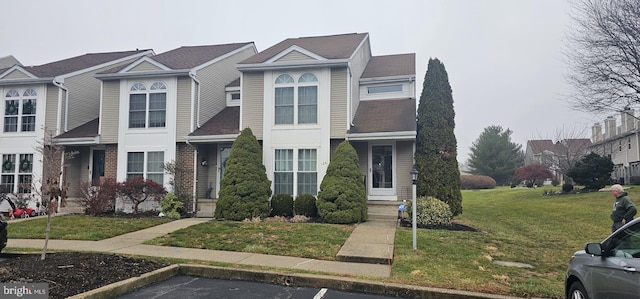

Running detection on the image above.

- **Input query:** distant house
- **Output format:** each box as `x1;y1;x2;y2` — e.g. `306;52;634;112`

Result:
524;138;592;183
588;108;640;184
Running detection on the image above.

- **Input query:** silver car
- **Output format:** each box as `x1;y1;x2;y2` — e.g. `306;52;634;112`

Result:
566;217;640;299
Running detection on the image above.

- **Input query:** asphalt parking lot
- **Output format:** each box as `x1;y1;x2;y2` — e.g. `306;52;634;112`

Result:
117;275;401;299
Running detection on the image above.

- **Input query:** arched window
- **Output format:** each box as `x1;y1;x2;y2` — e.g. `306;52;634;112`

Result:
274;74;294;124
4;88;37;133
128;81;166;128
273;73;317;125
297;73;317;124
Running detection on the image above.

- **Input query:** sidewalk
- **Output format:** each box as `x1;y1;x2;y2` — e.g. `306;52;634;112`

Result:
4;207;526;299
6;204;399;278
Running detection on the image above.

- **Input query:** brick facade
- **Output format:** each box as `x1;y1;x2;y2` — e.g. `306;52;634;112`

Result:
104;145;118;179
175;142;195;212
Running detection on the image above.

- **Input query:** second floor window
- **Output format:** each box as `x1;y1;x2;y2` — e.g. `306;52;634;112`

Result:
274;73;317;125
4;89;37;133
129;82;166;128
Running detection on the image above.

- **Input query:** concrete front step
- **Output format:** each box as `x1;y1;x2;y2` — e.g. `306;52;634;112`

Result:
196;199;216;218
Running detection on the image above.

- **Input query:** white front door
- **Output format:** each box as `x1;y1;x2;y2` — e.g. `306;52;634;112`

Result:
369;144;395;198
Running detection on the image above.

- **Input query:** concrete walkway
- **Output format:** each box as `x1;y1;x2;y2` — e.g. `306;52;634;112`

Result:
6;203;399;278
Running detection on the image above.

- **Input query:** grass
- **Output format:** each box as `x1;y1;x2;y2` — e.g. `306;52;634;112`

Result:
145;220;354;260
6;215;171;240
5;186;628;298
392;187;621;298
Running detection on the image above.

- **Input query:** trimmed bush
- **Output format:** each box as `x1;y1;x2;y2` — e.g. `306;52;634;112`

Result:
270;194;294;217
294;194;317;217
562;183;574;193
460;175;496;190
317;141;367;224
407;196;453;226
215;128;272;221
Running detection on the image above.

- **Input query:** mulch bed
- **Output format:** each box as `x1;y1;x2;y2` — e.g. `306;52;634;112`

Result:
0;252;168;299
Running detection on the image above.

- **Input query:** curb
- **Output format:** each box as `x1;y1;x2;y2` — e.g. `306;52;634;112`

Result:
70;264;526;299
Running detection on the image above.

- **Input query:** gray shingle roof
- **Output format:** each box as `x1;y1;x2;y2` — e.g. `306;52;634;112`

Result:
56;118;99;139
349;98;416;133
361;54;416;78
189;107;240;136
152;43;253;69
22;50;150;78
240;33;368;64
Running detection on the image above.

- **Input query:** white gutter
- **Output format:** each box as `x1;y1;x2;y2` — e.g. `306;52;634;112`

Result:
346;131;417;141
52;79;69;134
237;59;350;72
54;137;100;145
0;77;52;86
189;71;201;128
95;69;191;80
186;134;240;143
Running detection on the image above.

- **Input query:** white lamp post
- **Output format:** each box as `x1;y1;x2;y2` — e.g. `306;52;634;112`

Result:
410;167;418;250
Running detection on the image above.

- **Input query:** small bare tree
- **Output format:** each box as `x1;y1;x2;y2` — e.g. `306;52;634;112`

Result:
565;0;640;116
33;129;77;260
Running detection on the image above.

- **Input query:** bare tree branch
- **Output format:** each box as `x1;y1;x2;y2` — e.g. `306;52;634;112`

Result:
566;0;640;116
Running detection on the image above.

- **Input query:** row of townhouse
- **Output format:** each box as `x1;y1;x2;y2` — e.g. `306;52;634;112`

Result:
589;108;640;185
0;32;417;214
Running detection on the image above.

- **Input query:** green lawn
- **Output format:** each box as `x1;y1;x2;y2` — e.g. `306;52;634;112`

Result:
5;187;628;298
6;215;171;240
145;220;354;260
393;187;621;298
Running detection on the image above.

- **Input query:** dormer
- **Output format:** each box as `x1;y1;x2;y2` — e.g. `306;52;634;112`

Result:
359;54;416;101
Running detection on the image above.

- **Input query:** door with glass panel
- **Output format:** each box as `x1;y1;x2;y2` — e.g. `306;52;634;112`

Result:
217;145;232;198
369;145;394;197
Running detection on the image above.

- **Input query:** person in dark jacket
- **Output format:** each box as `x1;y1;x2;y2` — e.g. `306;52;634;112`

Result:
610;184;637;232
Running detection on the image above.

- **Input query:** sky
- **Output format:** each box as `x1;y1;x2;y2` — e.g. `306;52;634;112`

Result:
0;0;602;165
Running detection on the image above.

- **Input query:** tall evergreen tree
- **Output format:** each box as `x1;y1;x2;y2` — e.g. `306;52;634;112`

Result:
467;125;524;185
415;58;463;216
214;127;272;220
316;140;367;224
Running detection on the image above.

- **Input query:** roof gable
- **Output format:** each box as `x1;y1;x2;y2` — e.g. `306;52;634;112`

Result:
240;33;368;64
0;65;38;80
22;50;152;78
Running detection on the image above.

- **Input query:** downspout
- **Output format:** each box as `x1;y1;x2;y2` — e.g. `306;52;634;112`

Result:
347;64;354;134
187;71;200;214
185;141;198;214
52;80;69;133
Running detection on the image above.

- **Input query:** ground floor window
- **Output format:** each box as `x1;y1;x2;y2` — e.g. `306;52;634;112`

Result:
1;153;33;193
127;151;164;185
274;148;317;196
